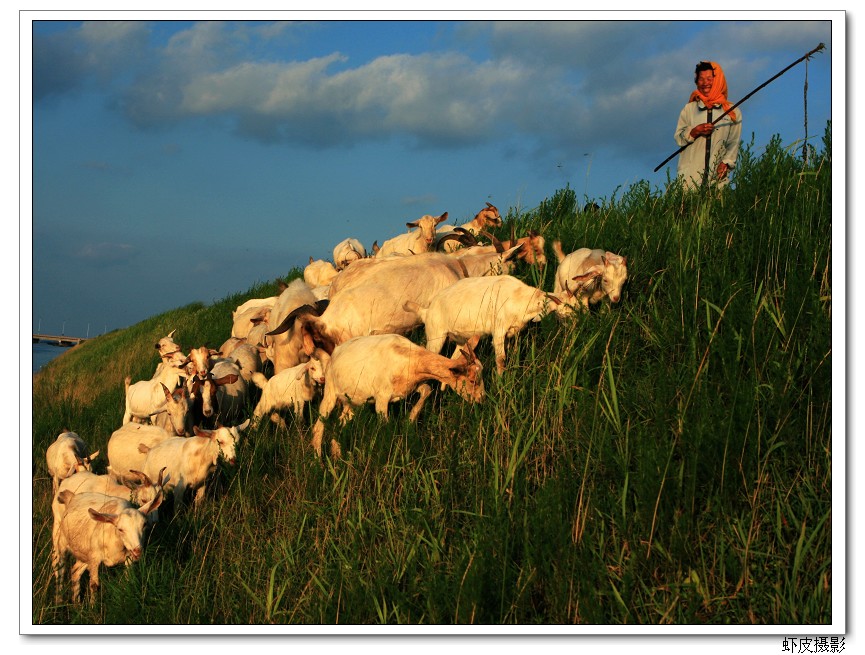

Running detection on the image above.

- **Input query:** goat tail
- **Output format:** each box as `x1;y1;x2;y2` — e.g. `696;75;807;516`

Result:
402;300;425;320
552;240;567;263
124;376;132;390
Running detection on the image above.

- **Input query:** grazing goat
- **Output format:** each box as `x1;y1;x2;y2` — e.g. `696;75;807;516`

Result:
139;422;248;510
310;334;484;458
273;252;470;355
552;242;628;312
375;212;449;258
46;431;99;495
106;423;178;486
52;490;162;603
405;275;567;374
332;237;367;270
251;353;327;428
435;202;503;252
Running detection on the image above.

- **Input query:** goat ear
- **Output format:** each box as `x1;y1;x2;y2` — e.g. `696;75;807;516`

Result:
406;220;419;229
57;489;74;505
137;443;151;454
309;256;314;264
296;362;312;380
436;212;448;224
88;508;118;525
160;383;172;400
88;449;100;461
140;490;163;515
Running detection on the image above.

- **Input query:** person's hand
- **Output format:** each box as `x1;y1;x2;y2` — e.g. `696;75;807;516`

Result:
716;162;729;179
690;123;714;139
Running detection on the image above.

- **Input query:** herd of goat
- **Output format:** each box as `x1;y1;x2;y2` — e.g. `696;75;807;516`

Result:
43;202;629;604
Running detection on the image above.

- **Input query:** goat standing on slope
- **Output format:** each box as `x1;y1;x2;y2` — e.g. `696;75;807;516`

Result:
52;490;162;603
375;212;449;258
405;275;573;375
310;334;484;458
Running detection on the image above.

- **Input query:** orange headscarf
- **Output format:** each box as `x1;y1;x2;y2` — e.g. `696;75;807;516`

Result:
689;61;738;121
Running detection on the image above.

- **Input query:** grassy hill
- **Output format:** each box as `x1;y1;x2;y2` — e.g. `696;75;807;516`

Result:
31;126;833;626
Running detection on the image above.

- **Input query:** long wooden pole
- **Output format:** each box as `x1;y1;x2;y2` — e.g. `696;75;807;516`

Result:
654;43;826;173
702;107;713;188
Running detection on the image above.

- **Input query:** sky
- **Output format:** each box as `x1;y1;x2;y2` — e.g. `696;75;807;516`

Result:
25;12;836;339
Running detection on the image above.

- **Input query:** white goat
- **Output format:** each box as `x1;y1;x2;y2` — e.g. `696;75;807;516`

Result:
46;431;100;495
552;242;628;312
435;202;503;252
123;370;190;437
332;237;367;271
250;353;327;428
154;329;181;357
273;252;469;355
375;212;449;258
52;469;168;568
405;274;576;374
139;422;248;510
52;490;162;603
310;334;484;458
106;423;178;485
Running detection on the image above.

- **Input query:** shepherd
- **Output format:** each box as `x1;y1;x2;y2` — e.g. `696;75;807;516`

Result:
674;61;743;190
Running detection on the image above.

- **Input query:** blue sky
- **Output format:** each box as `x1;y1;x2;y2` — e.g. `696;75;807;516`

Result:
25;13;836;338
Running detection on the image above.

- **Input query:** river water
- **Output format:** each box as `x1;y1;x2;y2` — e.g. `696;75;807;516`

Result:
32;342;69;374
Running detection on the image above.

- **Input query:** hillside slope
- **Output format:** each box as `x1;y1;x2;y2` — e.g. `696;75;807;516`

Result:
31;127;833;626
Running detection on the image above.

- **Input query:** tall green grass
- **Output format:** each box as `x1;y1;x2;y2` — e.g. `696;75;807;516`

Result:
31;124;832;626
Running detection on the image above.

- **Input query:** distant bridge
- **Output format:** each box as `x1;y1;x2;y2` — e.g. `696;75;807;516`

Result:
32;334;89;347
